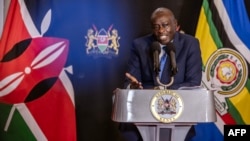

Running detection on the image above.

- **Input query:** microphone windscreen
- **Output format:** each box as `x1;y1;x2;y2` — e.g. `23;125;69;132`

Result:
165;42;176;54
151;41;161;53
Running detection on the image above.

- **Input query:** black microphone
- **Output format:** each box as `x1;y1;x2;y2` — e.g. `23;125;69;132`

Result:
165;42;178;76
151;41;161;75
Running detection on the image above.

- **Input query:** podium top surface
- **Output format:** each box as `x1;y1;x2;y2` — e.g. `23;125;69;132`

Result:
112;88;216;124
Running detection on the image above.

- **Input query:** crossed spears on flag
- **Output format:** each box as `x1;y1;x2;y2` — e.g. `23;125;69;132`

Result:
1;8;74;141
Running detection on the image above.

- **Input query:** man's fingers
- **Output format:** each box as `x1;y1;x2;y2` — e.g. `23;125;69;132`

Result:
125;72;143;89
125;72;138;82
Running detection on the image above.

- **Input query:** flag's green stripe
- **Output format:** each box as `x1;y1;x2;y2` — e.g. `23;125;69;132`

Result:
0;103;36;141
0;103;13;129
245;79;250;92
226;98;245;124
203;0;223;49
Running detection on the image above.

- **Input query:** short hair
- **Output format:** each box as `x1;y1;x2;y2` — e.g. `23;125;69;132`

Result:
150;7;176;23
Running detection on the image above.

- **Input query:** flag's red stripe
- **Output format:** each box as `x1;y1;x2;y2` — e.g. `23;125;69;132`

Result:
0;0;30;58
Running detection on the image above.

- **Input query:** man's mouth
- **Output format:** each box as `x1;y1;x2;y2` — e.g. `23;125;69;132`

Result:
159;35;167;40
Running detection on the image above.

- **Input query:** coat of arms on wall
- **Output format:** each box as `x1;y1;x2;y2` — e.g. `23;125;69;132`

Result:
85;24;120;57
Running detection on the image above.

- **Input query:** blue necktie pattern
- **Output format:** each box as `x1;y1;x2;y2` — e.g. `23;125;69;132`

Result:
159;49;167;79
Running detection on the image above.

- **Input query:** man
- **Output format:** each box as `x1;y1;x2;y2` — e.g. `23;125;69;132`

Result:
120;7;202;141
125;7;202;89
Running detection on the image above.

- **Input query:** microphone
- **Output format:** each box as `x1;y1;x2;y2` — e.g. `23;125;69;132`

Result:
165;42;178;76
151;41;161;75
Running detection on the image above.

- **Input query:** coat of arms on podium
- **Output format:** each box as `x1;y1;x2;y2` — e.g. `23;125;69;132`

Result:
150;90;183;123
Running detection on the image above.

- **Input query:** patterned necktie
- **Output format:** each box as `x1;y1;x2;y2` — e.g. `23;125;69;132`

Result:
159;47;167;79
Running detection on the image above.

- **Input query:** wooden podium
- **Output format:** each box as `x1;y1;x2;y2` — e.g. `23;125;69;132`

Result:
112;88;216;141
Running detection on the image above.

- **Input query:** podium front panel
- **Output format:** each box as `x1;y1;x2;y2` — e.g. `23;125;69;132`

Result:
112;89;216;123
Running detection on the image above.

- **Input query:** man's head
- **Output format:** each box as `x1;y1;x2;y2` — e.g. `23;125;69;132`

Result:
151;7;177;45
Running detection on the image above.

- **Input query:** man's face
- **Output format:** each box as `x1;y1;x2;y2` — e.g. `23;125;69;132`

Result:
152;14;177;45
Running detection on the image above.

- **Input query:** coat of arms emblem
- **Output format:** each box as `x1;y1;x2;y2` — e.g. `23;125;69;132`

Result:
150;90;183;123
204;48;248;115
85;24;120;57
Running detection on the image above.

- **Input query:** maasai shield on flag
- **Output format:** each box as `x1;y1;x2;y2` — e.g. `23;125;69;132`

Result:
0;0;76;140
192;0;250;140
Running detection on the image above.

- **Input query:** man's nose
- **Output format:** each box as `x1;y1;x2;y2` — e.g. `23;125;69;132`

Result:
157;25;167;32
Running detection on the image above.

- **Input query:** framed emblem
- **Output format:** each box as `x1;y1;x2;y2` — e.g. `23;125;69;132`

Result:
150;90;183;123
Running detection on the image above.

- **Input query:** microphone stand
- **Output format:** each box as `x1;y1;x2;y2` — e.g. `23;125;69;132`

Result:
156;75;174;90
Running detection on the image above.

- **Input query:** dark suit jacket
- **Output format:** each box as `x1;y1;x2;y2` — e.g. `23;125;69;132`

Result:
125;32;202;89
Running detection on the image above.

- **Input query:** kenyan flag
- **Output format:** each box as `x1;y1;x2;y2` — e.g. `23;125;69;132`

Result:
0;0;76;140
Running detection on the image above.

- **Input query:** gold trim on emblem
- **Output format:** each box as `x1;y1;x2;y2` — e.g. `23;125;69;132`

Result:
150;90;183;123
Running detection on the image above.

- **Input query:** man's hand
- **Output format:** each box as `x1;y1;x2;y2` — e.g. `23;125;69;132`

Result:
125;73;143;89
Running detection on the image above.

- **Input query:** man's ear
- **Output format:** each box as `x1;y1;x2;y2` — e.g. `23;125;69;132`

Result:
175;19;182;32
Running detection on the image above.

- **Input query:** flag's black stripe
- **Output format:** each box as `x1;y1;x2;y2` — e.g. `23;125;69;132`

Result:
244;0;250;20
1;39;31;62
25;77;58;103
